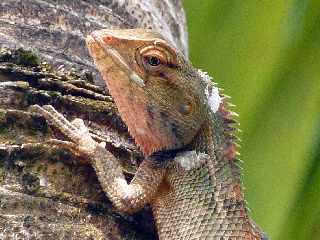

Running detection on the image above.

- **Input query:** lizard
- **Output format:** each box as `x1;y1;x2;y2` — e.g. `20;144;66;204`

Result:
31;29;268;239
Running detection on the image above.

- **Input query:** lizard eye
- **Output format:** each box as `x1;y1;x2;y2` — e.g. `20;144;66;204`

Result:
142;50;167;70
138;47;169;73
146;56;161;66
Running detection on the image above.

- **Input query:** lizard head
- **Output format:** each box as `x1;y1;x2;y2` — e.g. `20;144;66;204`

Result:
86;29;211;156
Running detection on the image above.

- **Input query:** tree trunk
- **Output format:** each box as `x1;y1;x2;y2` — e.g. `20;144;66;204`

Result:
0;1;188;239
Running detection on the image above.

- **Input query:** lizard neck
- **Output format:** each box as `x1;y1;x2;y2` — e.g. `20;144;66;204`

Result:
190;101;266;239
190;118;215;155
191;99;239;162
191;100;243;198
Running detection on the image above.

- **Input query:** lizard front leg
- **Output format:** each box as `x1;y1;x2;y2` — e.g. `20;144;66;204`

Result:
30;105;166;213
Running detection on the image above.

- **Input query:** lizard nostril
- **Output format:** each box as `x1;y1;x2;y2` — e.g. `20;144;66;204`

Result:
103;36;113;44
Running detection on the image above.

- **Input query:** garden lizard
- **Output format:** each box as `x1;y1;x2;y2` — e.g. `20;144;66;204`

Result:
31;29;267;239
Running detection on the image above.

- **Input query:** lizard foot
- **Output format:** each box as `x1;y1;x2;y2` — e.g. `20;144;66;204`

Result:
44;139;87;158
30;105;102;156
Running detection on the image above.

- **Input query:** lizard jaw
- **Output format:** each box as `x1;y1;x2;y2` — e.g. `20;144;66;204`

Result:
86;33;171;156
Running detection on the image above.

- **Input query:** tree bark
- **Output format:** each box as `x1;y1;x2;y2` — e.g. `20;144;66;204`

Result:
0;1;188;239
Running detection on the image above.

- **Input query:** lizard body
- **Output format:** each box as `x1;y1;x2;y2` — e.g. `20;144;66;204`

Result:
33;29;267;239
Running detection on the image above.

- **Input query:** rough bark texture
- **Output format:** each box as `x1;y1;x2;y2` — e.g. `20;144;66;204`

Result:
0;1;188;239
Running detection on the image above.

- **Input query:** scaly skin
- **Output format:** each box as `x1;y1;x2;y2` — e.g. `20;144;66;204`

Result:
32;29;267;239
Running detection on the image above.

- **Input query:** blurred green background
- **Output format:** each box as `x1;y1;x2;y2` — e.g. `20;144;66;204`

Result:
183;1;320;239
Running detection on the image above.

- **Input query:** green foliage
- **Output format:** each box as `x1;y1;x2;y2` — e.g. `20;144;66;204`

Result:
183;1;320;239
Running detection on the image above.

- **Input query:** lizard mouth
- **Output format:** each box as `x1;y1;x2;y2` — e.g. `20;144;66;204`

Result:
87;33;145;87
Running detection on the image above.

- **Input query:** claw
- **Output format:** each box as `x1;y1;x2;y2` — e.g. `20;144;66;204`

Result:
30;104;99;156
45;139;78;151
71;118;87;131
99;142;106;148
30;105;106;144
45;139;91;160
30;105;81;142
42;105;77;132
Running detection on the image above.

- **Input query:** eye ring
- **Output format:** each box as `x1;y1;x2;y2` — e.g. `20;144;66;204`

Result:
142;51;167;70
136;46;170;73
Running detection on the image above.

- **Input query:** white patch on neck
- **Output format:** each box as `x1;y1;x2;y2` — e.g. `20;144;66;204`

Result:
198;69;222;113
175;151;209;171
